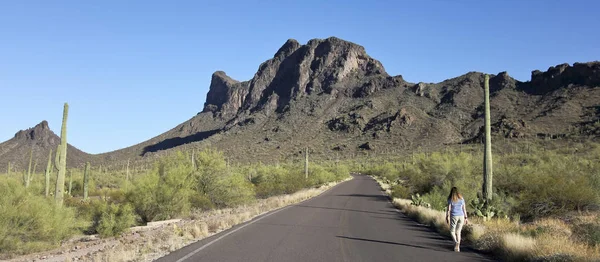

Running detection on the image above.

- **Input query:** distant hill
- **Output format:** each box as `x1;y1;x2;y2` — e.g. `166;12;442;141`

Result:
2;37;599;169
0;121;92;172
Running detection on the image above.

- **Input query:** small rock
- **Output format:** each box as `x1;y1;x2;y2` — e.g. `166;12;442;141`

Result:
359;142;373;150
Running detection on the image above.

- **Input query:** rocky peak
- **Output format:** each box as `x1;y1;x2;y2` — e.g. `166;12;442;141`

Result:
14;120;52;141
490;71;517;92
528;61;600;94
243;37;389;112
202;71;249;118
274;39;301;59
202;37;392;119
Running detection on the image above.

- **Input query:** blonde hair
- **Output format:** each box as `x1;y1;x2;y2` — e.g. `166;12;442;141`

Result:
448;187;463;202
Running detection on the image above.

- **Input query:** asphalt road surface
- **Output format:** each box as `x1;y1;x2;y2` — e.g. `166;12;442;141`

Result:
156;175;495;262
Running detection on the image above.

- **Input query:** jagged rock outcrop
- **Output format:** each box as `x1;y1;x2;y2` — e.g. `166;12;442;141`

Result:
13;120;56;146
203;37;394;116
525;62;600;94
490;71;516;92
203;71;250;118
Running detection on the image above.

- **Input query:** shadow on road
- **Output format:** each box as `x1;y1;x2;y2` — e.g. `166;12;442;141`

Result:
370;215;449;241
369;214;489;256
336;236;449;252
294;205;392;216
334;194;390;202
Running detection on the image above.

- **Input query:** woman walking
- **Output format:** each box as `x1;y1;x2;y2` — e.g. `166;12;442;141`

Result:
446;187;468;252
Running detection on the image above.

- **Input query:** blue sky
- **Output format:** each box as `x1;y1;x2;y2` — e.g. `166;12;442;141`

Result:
1;0;598;154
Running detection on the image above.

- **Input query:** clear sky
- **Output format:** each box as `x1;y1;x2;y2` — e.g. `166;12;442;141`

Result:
1;0;598;154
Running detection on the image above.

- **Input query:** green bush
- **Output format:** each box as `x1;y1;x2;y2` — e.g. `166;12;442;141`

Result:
0;178;76;256
421;183;451;211
332;163;351;180
366;143;600;221
308;164;336;186
189;194;215;211
210;172;256;207
93;202;136;237
127;152;194;222
391;184;410;199
573;221;600;246
192;148;227;203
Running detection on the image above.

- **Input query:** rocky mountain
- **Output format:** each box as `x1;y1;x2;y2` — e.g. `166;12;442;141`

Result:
2;37;599;169
0;121;92;172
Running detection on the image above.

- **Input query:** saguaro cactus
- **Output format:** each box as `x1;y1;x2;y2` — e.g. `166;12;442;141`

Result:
25;146;34;188
54;103;69;206
483;74;493;201
68;170;73;196
33;160;38;178
191;149;196;170
7;162;11;175
83;162;90;200
304;147;309;179
125;159;130;190
45;149;53;197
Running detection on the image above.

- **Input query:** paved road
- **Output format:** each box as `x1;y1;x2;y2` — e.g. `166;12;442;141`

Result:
156;175;494;262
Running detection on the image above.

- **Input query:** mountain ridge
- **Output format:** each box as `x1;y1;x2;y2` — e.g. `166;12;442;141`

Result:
1;36;599;170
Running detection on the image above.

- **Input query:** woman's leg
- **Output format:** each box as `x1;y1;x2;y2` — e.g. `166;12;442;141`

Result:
449;216;459;243
457;216;465;241
455;216;465;251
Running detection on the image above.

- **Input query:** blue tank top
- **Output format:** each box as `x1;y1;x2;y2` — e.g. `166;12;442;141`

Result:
448;198;465;216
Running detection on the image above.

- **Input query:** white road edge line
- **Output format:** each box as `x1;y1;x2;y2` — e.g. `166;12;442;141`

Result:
175;175;355;262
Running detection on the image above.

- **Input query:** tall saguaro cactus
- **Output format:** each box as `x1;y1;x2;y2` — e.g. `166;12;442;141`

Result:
7;162;11;176
54;103;69;206
83;162;90;200
304;147;309;179
483;75;493;201
191;149;196;170
25;146;34;188
125;159;130;190
33;160;38;177
45;149;53;197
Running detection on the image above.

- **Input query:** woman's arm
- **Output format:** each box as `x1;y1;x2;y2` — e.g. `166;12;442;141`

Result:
462;201;468;223
446;203;451;224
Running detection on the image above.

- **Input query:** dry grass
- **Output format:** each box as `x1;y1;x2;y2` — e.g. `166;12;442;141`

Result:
391;198;450;235
498;233;537;261
373;176;600;262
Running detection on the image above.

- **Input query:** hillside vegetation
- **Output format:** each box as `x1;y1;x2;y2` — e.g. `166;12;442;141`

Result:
364;139;600;261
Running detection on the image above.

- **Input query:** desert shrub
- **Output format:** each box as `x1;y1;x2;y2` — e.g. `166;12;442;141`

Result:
210;172;256;207
573;221;600;246
366;161;399;183
367;145;600;220
189;194;215;211
126;152;194;222
332;163;351;180
192;148;227;203
507;152;600;219
0;178;76;256
308;164;336;186
391;184;410;199
421;183;451;211
93;202;136;237
253;164;306;198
